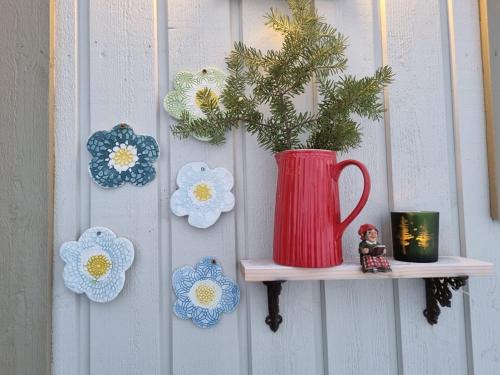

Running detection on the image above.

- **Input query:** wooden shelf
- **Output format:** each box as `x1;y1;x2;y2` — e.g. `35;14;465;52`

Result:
240;256;493;282
240;256;493;332
240;256;494;331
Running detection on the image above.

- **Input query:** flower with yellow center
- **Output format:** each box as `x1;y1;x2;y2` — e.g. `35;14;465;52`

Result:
172;256;240;328
188;279;222;309
195;284;217;306
113;148;134;166
164;68;226;122
85;254;112;280
195;88;219;108
164;69;227;142
171;162;235;228
108;143;139;172
193;183;213;202
188;181;216;206
61;227;135;303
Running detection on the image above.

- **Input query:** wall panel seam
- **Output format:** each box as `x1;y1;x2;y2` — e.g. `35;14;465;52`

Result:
77;0;91;373
377;0;404;372
154;0;171;373
48;0;56;373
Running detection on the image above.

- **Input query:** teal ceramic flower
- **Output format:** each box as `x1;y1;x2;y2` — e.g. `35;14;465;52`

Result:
87;124;159;188
163;68;226;141
59;227;134;303
172;257;240;328
170;162;235;229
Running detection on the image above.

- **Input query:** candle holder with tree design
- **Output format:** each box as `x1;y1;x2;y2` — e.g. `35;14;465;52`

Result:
391;212;439;263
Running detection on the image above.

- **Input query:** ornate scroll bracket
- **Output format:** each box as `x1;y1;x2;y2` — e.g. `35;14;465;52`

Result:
423;276;468;325
258;276;471;331
263;281;285;332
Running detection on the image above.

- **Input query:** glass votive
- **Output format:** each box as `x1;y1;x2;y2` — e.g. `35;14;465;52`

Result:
391;211;439;263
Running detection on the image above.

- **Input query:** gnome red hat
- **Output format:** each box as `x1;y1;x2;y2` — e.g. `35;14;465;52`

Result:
358;224;378;240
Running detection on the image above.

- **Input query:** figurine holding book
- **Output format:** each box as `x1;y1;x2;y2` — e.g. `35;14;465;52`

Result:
358;224;392;273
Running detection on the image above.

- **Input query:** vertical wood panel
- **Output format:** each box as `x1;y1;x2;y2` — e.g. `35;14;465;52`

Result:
52;0;82;373
316;1;398;374
156;0;172;373
241;2;325;375
87;1;162;373
230;0;252;373
77;1;91;371
382;0;467;373
448;1;500;374
167;1;241;374
0;1;51;374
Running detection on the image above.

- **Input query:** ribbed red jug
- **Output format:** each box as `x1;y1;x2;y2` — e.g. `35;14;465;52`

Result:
273;150;371;267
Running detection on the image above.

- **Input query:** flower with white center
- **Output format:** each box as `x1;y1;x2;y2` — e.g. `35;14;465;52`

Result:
163;68;226;141
170;162;235;229
59;227;134;303
172;257;240;328
87;123;159;188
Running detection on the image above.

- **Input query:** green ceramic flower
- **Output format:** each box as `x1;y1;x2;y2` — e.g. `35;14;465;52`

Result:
164;68;226;141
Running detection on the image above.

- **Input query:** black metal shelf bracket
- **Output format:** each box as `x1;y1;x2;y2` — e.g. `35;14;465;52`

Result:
260;277;468;331
423;276;468;325
263;281;285;332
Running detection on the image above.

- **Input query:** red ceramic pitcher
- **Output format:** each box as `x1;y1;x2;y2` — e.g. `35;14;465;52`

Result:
273;149;371;268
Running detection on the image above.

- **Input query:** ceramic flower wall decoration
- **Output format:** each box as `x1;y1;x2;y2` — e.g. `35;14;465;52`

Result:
87;123;159;188
172;257;240;328
59;227;134;303
170;162;235;229
163;68;226;141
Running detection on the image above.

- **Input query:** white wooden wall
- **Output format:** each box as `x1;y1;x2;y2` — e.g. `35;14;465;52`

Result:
52;1;500;374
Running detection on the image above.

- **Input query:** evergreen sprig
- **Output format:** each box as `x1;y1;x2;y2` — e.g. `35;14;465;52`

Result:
172;0;394;153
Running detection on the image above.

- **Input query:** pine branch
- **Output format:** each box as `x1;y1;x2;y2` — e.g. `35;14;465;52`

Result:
171;0;394;154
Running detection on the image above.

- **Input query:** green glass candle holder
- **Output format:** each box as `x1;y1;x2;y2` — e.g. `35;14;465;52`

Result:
391;211;439;263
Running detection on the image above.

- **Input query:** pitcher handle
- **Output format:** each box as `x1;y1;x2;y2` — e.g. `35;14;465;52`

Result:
332;159;371;240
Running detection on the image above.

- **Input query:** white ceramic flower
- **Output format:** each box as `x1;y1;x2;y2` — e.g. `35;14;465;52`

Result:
59;227;134;303
170;162;235;228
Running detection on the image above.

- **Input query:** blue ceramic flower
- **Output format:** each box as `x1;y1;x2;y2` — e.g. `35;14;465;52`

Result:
172;257;240;328
87;123;159;188
60;227;134;303
170;162;235;229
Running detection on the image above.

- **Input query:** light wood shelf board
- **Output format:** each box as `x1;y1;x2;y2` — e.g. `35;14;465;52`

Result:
240;256;494;282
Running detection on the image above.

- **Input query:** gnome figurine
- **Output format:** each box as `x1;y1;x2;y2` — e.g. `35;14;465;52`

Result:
358;224;392;273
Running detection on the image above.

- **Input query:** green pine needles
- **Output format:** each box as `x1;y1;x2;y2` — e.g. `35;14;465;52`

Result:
172;0;394;153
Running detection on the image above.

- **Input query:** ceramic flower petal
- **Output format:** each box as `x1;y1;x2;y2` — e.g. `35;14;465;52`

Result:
172;257;240;328
163;68;227;142
59;227;134;303
87;123;159;188
170;162;235;229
